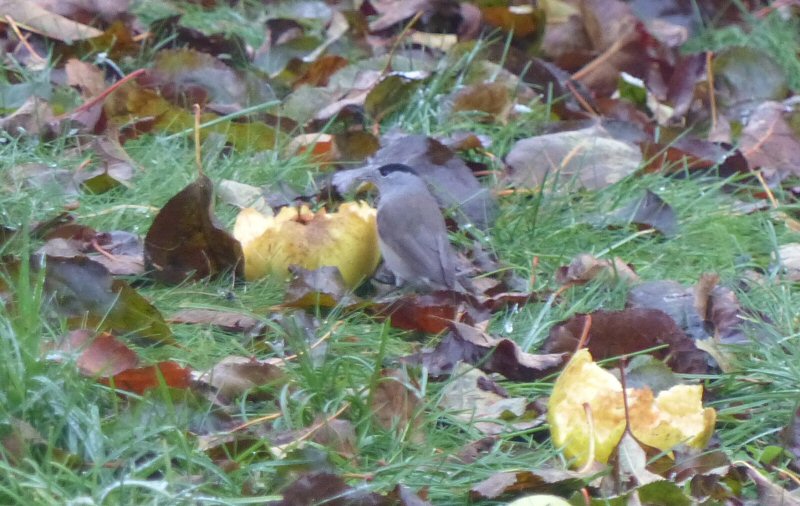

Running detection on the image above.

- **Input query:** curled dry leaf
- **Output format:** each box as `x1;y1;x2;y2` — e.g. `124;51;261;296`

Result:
555;253;639;286
548;349;716;469
196;355;286;402
233;202;379;288
145;175;243;284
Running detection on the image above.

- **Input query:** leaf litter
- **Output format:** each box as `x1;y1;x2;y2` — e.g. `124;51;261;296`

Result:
2;0;800;502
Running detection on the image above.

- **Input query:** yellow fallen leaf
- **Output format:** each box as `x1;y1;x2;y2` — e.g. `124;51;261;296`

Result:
548;349;715;468
233;202;380;288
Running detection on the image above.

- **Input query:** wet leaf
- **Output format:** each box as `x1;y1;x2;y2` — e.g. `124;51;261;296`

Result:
0;0;103;41
168;308;261;334
713;47;788;111
233;202;379;288
69;331;140;377
269;471;387;506
144;174;243;284
450;82;512;123
44;256;174;344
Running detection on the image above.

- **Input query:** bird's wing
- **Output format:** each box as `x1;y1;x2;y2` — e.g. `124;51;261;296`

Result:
377;196;454;288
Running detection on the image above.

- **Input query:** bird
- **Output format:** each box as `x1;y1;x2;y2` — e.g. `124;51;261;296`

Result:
360;163;459;291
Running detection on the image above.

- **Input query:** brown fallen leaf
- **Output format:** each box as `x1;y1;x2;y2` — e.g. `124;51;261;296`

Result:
504;124;642;191
371;369;422;440
196;355;286;402
169;308;261;334
555;253;639;286
103;361;192;395
0;0;103;42
740;101;800;182
450;82;513;123
71;331;140;377
145;174;243;284
543;308;708;374
405;322;564;381
470;468;590;501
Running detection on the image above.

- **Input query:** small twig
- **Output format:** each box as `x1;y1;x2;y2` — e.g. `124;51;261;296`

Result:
230;412;281;433
752;168;779;209
530;256;539;288
55;68;146;120
193;104;204;176
706;51;717;134
5;15;45;63
564;80;597;116
80;204;160;218
381;10;424;76
91;238;117;262
576;314;592;351
572;36;627;82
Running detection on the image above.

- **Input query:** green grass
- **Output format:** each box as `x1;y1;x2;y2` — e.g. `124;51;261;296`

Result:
2;3;800;505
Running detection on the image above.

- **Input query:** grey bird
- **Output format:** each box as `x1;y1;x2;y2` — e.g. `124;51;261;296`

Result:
362;163;459;291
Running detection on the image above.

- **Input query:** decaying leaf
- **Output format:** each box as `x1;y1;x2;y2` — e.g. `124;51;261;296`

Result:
145;175;243;284
44;255;173;344
233;202;379;288
439;364;540;435
741;101;800;182
548;349;716;468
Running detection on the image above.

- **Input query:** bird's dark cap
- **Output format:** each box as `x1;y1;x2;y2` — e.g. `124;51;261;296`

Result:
377;163;418;177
